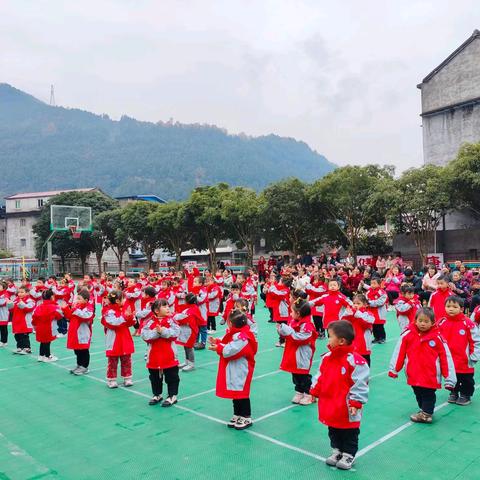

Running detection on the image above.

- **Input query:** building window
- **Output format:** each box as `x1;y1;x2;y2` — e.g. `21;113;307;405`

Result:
37;199;44;208
15;200;21;209
20;218;26;227
20;238;26;247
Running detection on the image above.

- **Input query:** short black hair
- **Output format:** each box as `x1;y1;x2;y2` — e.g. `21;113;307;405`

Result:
415;307;435;323
77;290;90;301
185;293;197;305
228;309;248;328
151;298;168;313
437;274;450;283
230;283;240;290
107;290;122;304
42;288;54;301
143;286;157;298
292;298;311;317
328;320;354;345
400;284;415;295
445;295;464;308
291;289;308;301
353;293;368;305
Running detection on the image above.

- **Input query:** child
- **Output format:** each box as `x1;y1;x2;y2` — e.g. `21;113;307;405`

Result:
222;283;241;325
0;281;10;346
428;274;453;320
305;273;327;338
342;294;375;366
365;277;388;344
61;290;95;375
471;304;480;325
192;277;208;350
268;276;292;347
278;299;317;405
173;293;201;372
310;320;369;470
32;289;63;362
52;277;72;337
30;277;46;306
394;284;421;332
135;286;157;336
206;276;222;334
9;286;35;354
208;309;258;430
389;308;456;423
438;296;480;405
101;290;135;388
234;297;258;336
263;273;277;323
141;299;180;407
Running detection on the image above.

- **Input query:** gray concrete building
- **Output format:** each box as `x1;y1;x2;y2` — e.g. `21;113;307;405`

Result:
418;29;480;166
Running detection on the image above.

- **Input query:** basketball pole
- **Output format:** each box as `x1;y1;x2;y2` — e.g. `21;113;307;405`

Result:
43;231;55;277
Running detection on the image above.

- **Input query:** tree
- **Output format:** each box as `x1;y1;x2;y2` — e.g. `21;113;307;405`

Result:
95;209;133;271
148;202;193;270
356;232;393;256
445;143;480;215
90;227;108;275
222;187;265;267
185;184;231;272
33;191;118;274
310;165;393;261
385;165;452;263
121;201;161;269
261;178;321;255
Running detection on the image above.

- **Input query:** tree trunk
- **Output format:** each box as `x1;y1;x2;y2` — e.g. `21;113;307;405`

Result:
208;240;217;274
95;251;103;275
246;240;254;267
175;247;182;271
80;253;87;275
61;255;66;273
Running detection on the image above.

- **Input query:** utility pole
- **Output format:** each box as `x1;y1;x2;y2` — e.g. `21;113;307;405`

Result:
50;85;56;106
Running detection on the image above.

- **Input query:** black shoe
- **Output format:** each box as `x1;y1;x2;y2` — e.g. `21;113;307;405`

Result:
162;396;178;407
378;339;386;344
372;339;379;344
447;392;458;404
148;395;163;406
456;395;471;406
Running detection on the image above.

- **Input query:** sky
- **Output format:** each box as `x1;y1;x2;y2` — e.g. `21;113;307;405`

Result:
1;0;479;172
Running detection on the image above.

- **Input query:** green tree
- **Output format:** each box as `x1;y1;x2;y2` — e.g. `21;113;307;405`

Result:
261;178;320;255
186;184;230;272
95;209;133;271
310;165;393;260
385;165;452;263
33;191;118;274
148;202;193;270
222;187;265;266
121;201;161;269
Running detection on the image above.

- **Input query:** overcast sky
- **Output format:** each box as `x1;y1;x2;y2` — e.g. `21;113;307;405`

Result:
1;1;479;171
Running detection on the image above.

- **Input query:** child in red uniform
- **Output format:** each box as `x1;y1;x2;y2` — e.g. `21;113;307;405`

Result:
472;304;480;325
278;299;317;405
101;291;136;388
134;286;157;336
268;276;292;347
365;277;388;344
0;281;11;346
9;286;35;354
208;309;258;430
310;320;369;470
192;277;208;349
222;283;241;325
394;284;421;332
342;294;375;366
174;293;202;372
428;275;454;320
305;273;327;338
439;296;480;406
141;299;180;407
389;307;456;423
32;289;63;362
61;290;95;375
206;276;222;334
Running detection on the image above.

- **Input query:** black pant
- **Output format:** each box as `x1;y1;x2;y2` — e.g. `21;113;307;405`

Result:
149;366;180;397
207;316;216;331
454;372;475;397
57;318;68;335
328;427;360;456
471;294;480;311
362;354;371;367
14;333;30;349
419;290;433;305
233;398;251;417
278;321;287;344
312;315;324;334
39;342;51;357
268;307;273;322
412;386;436;414
372;324;386;341
75;349;90;368
292;373;312;394
0;324;7;343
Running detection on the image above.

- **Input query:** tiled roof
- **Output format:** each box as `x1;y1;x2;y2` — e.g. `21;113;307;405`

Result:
5;188;97;200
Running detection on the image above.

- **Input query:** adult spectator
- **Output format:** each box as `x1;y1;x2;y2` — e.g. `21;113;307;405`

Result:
276;255;285;271
470;270;480;311
257;256;266;282
344;266;363;298
384;265;404;305
403;267;423;294
318;252;327;266
293;254;302;266
459;263;474;284
450;270;471;311
376;256;386;277
385;255;393;271
421;264;440;305
302;251;313;266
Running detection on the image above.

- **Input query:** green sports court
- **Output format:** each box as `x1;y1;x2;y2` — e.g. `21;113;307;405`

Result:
1;306;480;480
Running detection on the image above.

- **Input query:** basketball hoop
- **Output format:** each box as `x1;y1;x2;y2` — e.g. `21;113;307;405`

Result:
69;225;81;239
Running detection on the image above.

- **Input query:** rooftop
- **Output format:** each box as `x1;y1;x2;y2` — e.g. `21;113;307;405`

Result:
5;188;97;200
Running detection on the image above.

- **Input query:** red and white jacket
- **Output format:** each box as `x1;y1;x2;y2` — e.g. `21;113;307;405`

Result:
101;304;135;357
173;283;187;311
32;300;63;343
365;287;388;325
223;292;240;322
268;283;291;322
192;286;208;323
278;315;317;374
389;325;456;389
342;307;375;356
52;285;73;306
438;313;480;374
124;285;142;313
214;325;258;399
62;302;95;350
30;286;46;306
207;284;223;316
309;290;352;328
0;290;11;325
10;296;35;334
305;281;327;317
394;295;421;331
471;305;480;325
428;288;454;321
173;305;202;348
141;315;180;370
135;297;156;331
241;279;257;312
310;345;369;429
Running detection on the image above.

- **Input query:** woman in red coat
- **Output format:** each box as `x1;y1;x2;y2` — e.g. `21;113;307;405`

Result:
208;309;258;430
10;286;35;354
141;298;180;407
32;289;63;362
101;290;136;388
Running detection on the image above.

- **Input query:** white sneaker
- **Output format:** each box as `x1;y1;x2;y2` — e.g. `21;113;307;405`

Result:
73;366;89;376
0;342;7;347
227;415;239;428
325;448;342;466
299;394;315;406
38;355;46;362
291;392;304;404
17;349;29;355
336;453;355;470
43;355;58;363
234;416;253;430
124;377;133;387
275;342;285;348
13;348;22;354
182;363;195;372
107;379;118;389
56;333;66;338
178;362;187;368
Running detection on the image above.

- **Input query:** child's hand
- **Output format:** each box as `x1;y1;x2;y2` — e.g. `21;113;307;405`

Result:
155;326;164;334
207;344;217;351
349;406;358;416
208;336;216;345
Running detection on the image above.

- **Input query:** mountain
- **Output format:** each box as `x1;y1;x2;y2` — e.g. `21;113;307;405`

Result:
0;83;336;200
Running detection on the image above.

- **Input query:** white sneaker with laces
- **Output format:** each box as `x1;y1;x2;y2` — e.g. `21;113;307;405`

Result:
107;379;118;389
0;342;7;347
299;394;315;406
325;448;342;466
291;392;304;404
37;355;46;362
124;377;133;387
227;415;239;428
336;453;355;470
43;355;58;363
234;417;253;430
182;362;195;372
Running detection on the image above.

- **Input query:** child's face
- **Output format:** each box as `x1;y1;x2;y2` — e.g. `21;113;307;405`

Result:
353;298;365;309
416;314;434;332
76;295;87;305
327;331;346;349
328;281;339;292
37;280;44;287
405;291;414;300
193;278;200;287
445;301;462;316
437;280;448;290
155;305;170;317
17;289;27;298
371;280;380;289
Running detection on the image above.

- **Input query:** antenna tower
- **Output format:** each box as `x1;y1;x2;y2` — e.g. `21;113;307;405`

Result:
50;85;56;106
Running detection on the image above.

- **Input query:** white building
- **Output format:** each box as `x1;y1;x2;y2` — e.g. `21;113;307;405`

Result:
4;188;97;258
